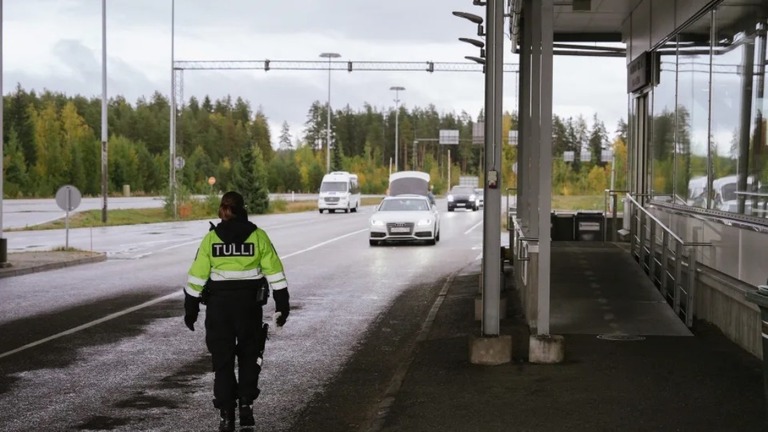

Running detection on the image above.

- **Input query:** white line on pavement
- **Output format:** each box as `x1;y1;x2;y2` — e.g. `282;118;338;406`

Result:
0;229;369;359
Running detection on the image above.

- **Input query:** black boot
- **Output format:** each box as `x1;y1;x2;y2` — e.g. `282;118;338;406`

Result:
239;400;255;427
219;407;235;432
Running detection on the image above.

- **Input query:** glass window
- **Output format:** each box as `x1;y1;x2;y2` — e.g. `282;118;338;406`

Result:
676;13;712;207
649;2;768;219
650;39;678;199
319;181;348;192
712;5;768;216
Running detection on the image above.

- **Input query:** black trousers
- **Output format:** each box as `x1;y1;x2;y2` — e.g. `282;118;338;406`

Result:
205;288;264;408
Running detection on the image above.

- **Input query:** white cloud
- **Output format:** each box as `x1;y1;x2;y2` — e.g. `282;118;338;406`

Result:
3;0;629;146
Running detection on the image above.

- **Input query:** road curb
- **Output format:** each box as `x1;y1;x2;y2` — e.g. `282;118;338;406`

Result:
0;253;107;279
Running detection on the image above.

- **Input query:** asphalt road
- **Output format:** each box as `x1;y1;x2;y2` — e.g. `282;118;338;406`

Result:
0;205;487;431
1;194;322;230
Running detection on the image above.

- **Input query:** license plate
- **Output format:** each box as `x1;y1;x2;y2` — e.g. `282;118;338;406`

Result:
391;227;410;233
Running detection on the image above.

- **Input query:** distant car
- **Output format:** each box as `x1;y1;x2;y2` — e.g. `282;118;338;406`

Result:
369;194;440;246
474;188;484;209
447;186;478;211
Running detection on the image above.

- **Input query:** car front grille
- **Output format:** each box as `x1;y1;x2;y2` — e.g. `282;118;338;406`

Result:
386;222;414;236
324;197;340;203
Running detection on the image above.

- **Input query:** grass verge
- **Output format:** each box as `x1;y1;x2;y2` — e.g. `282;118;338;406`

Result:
14;196;385;231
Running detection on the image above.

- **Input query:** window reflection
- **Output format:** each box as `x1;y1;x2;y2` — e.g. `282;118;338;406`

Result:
712;10;767;216
649;2;768;219
650;40;677;199
677;13;711;208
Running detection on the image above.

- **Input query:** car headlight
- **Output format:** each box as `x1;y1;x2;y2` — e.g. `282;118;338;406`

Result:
417;219;432;226
447;195;454;202
470;194;476;201
370;219;385;226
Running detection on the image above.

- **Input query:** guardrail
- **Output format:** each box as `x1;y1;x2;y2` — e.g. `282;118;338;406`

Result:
624;193;711;327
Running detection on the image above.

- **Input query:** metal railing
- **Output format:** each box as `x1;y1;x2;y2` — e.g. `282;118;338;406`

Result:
603;189;630;242
505;188;518;256
625;193;711;327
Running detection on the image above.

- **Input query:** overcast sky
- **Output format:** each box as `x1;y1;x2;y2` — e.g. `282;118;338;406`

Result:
3;0;629;146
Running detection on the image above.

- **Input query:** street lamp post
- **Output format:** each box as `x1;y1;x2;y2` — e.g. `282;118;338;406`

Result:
320;52;341;173
390;86;405;172
101;0;108;223
0;0;6;266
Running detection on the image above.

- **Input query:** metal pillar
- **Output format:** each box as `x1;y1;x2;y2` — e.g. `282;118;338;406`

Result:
481;0;504;337
0;0;6;266
101;0;108;223
519;0;553;336
391;86;405;171
536;0;554;336
169;0;177;218
520;0;532;231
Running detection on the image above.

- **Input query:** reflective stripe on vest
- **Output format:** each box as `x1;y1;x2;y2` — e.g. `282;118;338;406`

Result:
210;268;263;281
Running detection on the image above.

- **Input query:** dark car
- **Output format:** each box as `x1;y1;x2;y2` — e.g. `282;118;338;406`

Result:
447;186;478;211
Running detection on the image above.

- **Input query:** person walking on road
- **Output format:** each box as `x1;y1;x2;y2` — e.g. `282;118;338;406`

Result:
183;191;291;432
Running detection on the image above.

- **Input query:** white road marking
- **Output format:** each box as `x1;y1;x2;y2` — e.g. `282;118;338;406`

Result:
280;228;369;260
0;228;369;359
464;221;483;235
0;292;178;360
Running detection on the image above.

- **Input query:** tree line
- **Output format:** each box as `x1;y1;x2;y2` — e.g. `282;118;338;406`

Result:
2;84;628;211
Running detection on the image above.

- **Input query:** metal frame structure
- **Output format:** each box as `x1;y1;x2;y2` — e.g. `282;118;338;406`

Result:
168;59;522;205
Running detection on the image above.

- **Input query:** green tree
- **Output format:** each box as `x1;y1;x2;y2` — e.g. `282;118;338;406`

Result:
109;135;140;193
230;144;270;214
331;139;344;172
3;129;29;197
31;101;66;195
6;84;37;169
588;113;609;167
279;121;293;150
252;110;274;163
303;101;327;152
60;102;94;190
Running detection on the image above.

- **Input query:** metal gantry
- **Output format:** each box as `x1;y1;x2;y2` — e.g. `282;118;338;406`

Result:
173;59;520;73
168;58;522;209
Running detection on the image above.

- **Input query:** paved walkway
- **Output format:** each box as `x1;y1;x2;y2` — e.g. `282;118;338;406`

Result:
376;242;767;432
3;243;766;431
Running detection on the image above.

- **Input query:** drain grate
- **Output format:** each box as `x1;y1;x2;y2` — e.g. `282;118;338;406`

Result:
597;333;646;341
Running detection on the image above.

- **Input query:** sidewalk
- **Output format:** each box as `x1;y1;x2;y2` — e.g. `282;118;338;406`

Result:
2;243;766;431
0;251;106;279
377;242;768;432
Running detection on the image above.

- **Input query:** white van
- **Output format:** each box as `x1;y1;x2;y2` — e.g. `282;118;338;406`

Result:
713;174;758;213
318;171;361;213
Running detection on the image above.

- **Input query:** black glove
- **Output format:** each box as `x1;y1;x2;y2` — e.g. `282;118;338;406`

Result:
273;289;290;327
184;291;201;331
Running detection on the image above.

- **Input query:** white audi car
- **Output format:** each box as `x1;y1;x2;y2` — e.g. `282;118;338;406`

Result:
369;194;440;246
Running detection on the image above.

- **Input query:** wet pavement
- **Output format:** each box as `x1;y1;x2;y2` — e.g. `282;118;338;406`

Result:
2;243;767;431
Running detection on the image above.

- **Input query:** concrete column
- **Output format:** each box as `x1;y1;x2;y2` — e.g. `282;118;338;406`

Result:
536;0;554;337
470;0;511;366
526;0;540;238
520;0;532;231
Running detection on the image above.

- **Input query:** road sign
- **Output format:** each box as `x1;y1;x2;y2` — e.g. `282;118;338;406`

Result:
174;156;186;170
472;122;484;145
55;185;82;212
55;185;82;249
439;129;459;145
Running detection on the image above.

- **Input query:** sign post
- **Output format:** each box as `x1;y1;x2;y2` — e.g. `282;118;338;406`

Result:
55;185;82;249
